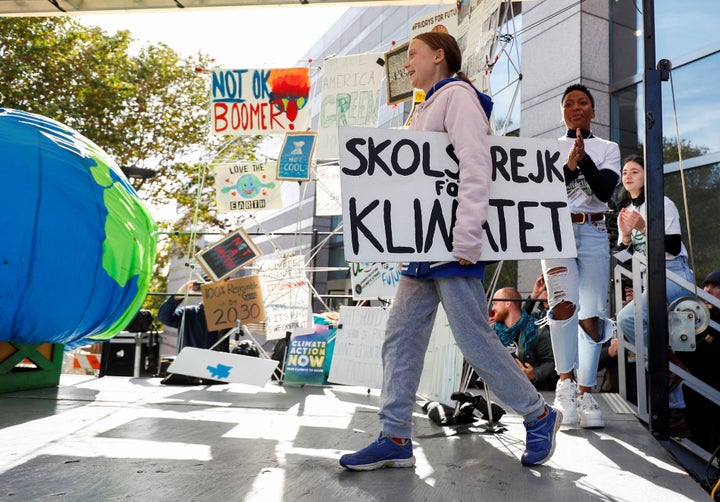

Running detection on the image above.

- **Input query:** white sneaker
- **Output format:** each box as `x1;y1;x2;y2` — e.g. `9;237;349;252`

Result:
578;393;605;428
553;379;578;425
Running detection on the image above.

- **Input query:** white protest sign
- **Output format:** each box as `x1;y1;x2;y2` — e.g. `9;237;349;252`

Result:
168;347;278;387
327;306;388;389
349;262;400;300
314;163;342;216
258;254;312;340
328;304;461;400
461;0;503;93
339;127;576;262
417;305;464;407
317;54;384;160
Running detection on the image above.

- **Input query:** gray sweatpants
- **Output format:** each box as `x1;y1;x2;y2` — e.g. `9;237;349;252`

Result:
378;274;547;438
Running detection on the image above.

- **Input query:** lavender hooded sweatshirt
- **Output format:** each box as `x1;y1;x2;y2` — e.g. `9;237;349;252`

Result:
402;79;493;278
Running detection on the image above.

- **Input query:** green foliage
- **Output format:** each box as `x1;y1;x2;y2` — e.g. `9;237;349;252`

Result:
0;17;263;311
665;164;720;283
636;136;710;164
484;261;518;295
661;136;710;163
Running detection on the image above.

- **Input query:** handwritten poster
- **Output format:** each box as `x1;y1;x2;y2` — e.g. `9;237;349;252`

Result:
201;276;265;331
316;54;384;160
277;131;317;181
339;127;577;262
349;262;400;300
384;42;411;106
314;162;342;216
327;306;388;389
214;160;282;212
328;304;461;402
211;68;311;135
257;254;312;340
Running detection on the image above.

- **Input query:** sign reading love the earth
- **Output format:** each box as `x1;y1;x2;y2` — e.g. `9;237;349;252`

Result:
214;160;282;213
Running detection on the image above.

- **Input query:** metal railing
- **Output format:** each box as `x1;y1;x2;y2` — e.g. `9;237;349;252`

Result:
613;253;720;430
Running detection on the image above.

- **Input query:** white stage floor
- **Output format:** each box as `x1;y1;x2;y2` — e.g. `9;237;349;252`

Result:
0;375;709;501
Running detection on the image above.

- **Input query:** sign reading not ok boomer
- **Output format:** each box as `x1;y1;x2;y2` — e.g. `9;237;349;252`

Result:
338;127;577;262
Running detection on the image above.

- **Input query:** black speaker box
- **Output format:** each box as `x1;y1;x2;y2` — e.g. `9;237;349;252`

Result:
99;333;160;377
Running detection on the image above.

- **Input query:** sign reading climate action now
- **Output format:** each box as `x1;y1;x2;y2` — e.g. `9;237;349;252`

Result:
338;127;577;262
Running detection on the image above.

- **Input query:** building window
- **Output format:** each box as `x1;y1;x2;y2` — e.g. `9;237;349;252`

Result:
665;162;720;279
661;52;720;159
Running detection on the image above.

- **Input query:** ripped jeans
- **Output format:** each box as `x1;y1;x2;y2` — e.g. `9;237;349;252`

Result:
541;219;611;388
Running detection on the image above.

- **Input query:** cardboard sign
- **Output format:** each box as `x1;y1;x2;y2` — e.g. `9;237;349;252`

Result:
196;228;262;281
316;53;384;160
214;160;282;212
277;132;317;181
168;347;278;387
201;276;265;331
210;68;311;136
384;42;412;105
338;127;577;262
349;262;400;300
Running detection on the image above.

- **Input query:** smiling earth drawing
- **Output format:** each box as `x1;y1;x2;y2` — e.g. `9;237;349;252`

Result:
222;173;276;199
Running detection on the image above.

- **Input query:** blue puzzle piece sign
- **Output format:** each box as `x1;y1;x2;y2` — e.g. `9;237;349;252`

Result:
207;363;233;379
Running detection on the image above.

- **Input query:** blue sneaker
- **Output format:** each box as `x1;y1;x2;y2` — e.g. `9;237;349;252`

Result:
339;432;416;471
521;405;562;466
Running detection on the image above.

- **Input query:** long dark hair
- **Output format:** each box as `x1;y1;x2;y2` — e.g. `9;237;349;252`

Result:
412;31;473;86
616;154;645;208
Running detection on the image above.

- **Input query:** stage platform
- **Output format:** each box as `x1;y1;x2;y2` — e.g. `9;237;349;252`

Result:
0;375;709;501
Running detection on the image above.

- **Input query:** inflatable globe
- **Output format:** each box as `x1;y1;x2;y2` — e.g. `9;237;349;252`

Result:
0;108;157;348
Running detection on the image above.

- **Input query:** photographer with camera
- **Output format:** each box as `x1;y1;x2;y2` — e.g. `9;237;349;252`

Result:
490;287;558;391
157;279;230;354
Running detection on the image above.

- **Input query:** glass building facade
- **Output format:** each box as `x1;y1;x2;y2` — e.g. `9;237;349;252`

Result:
611;0;720;280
